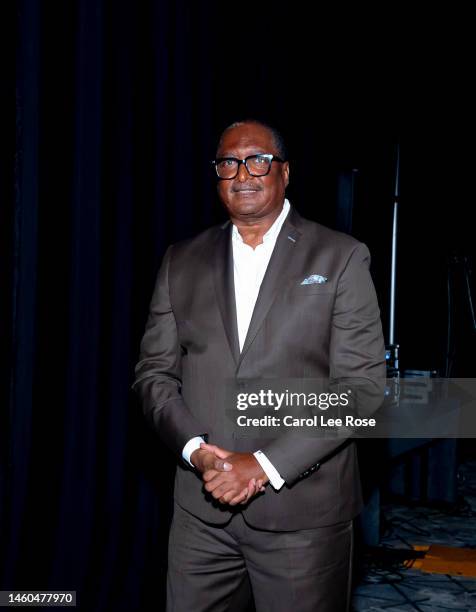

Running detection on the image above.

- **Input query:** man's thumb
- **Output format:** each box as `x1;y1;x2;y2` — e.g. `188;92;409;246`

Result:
201;442;231;460
215;459;233;471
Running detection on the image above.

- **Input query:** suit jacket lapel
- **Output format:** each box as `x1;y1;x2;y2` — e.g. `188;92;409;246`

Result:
238;208;302;366
212;222;240;365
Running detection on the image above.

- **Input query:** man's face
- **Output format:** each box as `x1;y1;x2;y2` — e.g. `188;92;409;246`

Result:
215;123;290;222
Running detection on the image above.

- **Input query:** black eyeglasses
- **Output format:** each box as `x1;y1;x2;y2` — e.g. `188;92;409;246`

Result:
211;154;285;180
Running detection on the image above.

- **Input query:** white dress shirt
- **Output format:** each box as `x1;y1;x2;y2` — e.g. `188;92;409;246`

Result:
232;198;290;351
182;199;291;490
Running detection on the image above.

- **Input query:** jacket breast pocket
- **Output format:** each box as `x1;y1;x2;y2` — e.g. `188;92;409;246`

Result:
289;283;335;296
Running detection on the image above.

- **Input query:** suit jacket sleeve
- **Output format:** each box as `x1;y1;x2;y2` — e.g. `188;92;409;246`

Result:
261;242;386;486
131;246;208;457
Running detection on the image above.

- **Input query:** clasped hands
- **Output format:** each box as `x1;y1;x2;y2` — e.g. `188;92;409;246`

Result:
190;442;268;506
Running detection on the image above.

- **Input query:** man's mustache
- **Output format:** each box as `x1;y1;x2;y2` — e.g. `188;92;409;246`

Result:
232;185;263;192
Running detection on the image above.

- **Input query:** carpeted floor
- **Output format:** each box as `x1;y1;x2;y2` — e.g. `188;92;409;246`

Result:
352;460;476;611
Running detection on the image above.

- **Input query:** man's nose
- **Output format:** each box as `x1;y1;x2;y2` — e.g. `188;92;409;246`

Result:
237;161;252;181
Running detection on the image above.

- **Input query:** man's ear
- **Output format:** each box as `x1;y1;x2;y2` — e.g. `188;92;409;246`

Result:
283;161;290;188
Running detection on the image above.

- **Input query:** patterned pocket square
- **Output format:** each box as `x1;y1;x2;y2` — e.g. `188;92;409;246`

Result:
301;274;328;285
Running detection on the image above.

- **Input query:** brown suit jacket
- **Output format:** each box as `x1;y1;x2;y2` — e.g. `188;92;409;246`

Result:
132;206;386;530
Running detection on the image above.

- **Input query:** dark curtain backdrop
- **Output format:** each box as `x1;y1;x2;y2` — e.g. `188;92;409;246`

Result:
3;1;473;610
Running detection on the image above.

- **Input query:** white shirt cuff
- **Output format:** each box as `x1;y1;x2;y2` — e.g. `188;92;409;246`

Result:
254;450;285;490
182;436;205;467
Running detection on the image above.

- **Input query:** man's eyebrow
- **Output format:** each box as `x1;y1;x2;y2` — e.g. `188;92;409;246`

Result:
216;150;268;158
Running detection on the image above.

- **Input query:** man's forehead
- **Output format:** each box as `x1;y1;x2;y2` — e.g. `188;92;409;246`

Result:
217;124;276;155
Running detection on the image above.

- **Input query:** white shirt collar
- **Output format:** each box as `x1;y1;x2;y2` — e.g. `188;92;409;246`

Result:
232;198;291;244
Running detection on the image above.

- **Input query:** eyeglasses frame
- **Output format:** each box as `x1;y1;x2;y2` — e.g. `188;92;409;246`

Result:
211;153;286;180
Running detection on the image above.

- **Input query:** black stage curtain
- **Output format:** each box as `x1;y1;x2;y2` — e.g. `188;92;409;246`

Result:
2;2;473;610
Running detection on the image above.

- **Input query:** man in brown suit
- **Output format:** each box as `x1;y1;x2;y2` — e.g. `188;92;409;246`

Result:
132;120;386;611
